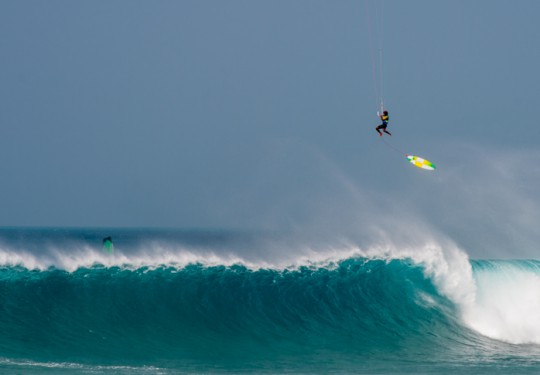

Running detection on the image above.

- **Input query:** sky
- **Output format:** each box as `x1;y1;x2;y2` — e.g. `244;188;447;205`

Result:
1;1;540;257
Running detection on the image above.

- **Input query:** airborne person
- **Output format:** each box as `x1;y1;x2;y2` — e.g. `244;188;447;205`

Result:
375;110;391;136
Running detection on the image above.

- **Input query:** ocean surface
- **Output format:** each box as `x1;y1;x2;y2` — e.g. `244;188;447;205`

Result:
0;228;539;374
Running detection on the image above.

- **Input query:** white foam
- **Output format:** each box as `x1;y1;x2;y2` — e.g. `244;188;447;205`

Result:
0;356;162;372
0;244;270;272
461;262;540;344
0;236;472;280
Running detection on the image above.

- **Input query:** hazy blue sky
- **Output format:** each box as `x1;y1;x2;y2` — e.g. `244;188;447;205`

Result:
2;1;540;257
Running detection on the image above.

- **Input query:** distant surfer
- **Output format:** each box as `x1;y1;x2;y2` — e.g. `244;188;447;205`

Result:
375;110;391;136
102;236;114;254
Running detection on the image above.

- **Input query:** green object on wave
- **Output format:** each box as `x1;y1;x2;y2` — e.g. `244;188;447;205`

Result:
102;236;114;254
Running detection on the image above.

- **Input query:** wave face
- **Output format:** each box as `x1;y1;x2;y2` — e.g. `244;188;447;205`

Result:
1;229;540;374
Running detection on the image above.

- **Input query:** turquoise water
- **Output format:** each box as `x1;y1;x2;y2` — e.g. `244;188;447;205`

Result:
0;229;539;374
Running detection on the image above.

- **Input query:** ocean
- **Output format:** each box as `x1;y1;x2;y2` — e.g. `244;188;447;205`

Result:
0;228;539;374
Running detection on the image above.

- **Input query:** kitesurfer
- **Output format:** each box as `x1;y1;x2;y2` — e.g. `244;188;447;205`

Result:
375;110;391;136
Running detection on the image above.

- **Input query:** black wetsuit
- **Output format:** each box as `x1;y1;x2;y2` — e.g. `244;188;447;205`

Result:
376;114;391;135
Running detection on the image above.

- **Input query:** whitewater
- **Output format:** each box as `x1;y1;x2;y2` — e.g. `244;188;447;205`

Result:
0;228;540;374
